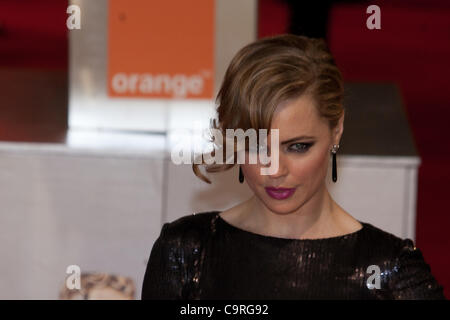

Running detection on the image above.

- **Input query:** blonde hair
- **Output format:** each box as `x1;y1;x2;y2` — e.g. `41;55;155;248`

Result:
193;34;344;184
59;273;135;300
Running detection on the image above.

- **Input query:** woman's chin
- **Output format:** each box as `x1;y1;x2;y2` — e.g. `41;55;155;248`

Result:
261;198;302;215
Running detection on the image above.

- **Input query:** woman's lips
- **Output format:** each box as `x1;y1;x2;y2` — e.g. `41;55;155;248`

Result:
265;187;296;200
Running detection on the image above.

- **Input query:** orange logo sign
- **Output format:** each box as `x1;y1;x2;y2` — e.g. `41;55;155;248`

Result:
108;0;215;99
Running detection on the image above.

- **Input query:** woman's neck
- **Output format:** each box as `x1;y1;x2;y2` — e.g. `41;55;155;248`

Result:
243;186;344;239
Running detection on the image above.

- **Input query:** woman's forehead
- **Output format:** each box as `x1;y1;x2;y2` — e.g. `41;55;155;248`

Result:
270;95;326;133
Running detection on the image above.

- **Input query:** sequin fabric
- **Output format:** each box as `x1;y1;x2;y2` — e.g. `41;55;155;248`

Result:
141;211;446;300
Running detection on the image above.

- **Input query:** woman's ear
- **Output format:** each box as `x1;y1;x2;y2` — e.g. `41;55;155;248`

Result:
334;109;345;144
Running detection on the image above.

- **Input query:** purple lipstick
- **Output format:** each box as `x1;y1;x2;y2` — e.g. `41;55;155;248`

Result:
265;187;296;200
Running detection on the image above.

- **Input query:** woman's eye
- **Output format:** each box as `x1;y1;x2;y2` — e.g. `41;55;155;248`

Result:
288;142;313;153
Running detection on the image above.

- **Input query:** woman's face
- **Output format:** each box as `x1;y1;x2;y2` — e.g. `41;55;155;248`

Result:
241;94;343;214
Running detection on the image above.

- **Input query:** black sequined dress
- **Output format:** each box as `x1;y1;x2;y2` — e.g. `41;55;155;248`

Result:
141;211;446;300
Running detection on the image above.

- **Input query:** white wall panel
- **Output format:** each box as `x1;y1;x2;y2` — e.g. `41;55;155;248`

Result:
0;137;165;299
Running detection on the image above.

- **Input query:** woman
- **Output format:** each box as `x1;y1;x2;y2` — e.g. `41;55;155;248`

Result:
141;34;445;299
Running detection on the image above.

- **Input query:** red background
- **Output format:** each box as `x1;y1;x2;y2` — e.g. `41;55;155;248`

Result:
0;0;448;298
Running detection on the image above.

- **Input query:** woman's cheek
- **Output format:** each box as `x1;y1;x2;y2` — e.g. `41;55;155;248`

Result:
288;149;329;183
241;151;267;184
241;163;262;185
310;147;331;182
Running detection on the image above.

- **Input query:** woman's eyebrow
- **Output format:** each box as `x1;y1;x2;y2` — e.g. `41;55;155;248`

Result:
280;135;316;145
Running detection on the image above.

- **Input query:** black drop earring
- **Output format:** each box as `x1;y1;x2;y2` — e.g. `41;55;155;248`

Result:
239;166;244;183
331;144;339;183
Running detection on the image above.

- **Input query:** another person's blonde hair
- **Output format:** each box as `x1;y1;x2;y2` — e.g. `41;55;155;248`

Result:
59;273;135;300
193;34;344;184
